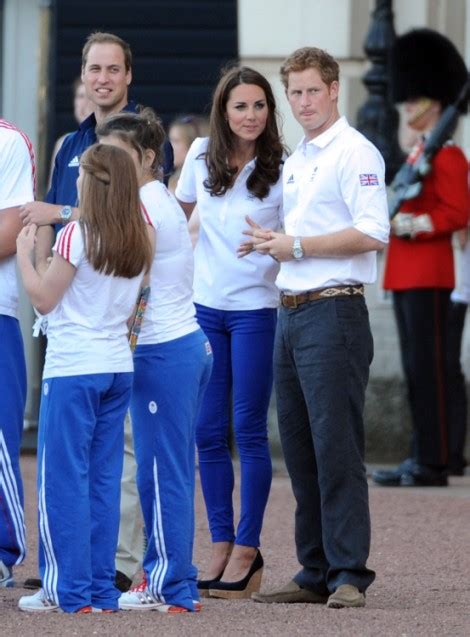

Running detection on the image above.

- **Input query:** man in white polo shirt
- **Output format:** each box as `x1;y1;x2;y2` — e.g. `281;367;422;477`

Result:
243;47;390;608
0;119;35;587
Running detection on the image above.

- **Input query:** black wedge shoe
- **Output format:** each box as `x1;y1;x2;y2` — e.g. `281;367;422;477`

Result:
209;551;264;599
197;570;224;598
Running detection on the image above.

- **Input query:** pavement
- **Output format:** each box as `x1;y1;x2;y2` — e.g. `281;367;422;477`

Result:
1;456;469;636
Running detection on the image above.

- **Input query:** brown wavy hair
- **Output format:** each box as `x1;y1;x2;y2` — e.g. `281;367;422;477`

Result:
204;66;284;199
96;106;166;179
280;47;339;89
78;143;152;278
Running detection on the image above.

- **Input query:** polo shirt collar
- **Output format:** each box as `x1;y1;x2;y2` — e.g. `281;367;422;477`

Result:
78;101;137;131
297;116;349;153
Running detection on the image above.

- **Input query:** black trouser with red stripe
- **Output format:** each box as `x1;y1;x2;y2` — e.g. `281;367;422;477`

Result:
446;300;468;472
393;289;451;468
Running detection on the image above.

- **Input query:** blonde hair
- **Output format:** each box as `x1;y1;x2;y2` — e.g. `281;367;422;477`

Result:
79;143;152;278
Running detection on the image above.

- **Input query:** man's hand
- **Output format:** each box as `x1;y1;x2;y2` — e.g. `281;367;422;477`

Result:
16;224;38;260
19;201;60;226
255;232;295;262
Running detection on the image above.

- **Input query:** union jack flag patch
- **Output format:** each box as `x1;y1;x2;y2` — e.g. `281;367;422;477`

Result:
359;173;379;186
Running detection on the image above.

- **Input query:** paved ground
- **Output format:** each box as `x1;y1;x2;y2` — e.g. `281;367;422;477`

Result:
1;456;469;636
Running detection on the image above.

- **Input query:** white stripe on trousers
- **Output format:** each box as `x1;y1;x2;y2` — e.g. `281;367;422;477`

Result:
38;448;59;604
149;457;168;602
0;430;26;565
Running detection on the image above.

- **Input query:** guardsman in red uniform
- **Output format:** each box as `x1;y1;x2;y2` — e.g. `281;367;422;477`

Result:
373;29;470;487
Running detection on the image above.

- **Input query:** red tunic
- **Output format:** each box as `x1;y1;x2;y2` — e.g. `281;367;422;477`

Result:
383;145;469;290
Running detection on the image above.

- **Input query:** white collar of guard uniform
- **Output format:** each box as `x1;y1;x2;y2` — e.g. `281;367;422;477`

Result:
298;116;349;153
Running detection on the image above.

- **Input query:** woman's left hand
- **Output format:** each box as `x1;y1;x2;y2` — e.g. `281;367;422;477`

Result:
16;223;38;259
237;215;273;258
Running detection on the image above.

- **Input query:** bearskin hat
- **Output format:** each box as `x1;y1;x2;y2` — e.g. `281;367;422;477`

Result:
390;28;468;111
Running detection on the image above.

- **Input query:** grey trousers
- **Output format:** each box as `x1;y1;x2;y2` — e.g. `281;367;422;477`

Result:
115;413;144;580
274;296;376;594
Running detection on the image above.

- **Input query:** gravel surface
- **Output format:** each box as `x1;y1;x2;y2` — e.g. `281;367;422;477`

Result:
2;456;469;636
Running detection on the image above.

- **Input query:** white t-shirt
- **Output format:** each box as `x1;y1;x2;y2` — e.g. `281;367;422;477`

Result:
277;117;390;293
0;120;35;318
175;137;282;310
43;221;143;378
138;180;199;344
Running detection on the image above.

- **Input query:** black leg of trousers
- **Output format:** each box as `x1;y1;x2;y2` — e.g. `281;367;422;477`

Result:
273;311;329;596
446;301;468;470
275;298;375;594
393;289;451;468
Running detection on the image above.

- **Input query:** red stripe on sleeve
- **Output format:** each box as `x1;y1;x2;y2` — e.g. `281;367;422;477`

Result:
57;223;75;261
0;119;36;194
65;223;76;262
140;201;154;227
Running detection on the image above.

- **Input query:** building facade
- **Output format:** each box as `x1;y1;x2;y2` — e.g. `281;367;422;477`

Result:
1;0;469;459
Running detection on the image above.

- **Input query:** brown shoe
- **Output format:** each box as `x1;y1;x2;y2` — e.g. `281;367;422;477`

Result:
251;580;328;604
327;585;365;608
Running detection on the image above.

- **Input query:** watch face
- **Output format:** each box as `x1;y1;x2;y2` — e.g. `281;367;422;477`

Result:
61;206;72;221
293;239;303;259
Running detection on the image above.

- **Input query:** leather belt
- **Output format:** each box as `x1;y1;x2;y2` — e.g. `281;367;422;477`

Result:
280;285;364;309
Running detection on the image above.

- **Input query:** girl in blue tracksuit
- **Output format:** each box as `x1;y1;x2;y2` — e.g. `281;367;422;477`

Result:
97;108;213;613
16;144;154;613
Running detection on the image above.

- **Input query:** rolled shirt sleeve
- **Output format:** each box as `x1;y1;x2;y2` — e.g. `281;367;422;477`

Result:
339;143;390;244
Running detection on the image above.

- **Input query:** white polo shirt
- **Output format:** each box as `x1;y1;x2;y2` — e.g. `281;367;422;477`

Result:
277;117;390;294
138;180;199;344
0;120;35;318
43;221;143;378
175;137;282;310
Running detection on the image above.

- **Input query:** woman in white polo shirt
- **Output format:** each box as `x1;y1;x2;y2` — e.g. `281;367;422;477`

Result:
176;66;284;598
96;108;213;613
16;144;153;613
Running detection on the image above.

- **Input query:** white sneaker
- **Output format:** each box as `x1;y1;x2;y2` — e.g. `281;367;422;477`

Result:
119;578;198;613
0;560;14;588
19;589;59;612
119;584;163;611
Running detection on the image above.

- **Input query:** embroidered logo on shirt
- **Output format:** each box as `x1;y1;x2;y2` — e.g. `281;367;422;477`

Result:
205;341;213;356
359;173;379;186
309;167;318;182
286;174;295;184
68;155;80;167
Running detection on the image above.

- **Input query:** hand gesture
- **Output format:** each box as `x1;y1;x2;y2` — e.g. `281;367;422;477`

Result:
237;216;274;258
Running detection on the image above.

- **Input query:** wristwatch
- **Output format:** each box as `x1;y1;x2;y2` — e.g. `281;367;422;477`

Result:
292;237;304;260
60;205;73;224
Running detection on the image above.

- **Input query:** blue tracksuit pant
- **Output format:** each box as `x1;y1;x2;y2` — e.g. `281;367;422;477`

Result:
130;329;212;611
0;315;27;568
194;305;276;548
37;372;132;612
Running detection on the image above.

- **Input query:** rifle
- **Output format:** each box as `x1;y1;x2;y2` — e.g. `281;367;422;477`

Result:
388;72;470;219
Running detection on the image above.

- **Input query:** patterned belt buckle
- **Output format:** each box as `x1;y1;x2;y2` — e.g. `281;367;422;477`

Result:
281;293;298;308
290;294;299;309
